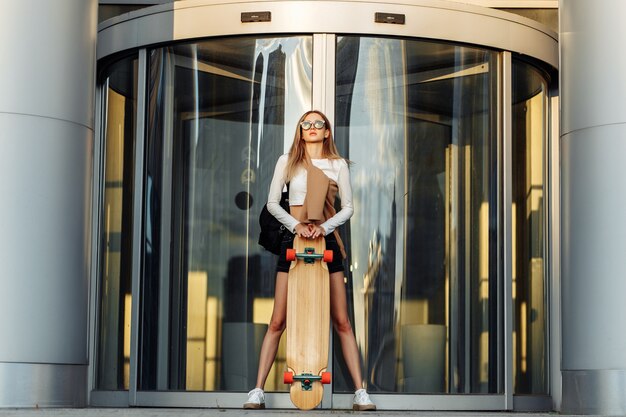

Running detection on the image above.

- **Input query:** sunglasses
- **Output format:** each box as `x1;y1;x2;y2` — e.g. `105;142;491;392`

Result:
300;119;326;130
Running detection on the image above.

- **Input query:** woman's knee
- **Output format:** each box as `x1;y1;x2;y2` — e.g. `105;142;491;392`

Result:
268;318;286;334
333;316;353;334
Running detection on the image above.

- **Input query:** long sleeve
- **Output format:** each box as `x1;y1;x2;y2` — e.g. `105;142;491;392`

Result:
320;160;354;235
266;154;300;233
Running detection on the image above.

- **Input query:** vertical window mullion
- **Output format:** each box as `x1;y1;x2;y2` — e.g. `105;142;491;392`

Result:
501;51;514;409
129;48;148;405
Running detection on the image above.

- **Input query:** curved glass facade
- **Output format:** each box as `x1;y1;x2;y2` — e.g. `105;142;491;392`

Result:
95;15;554;409
97;55;138;391
334;36;498;394
140;36;312;392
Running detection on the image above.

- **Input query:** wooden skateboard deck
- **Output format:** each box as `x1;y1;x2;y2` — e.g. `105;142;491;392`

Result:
284;236;332;410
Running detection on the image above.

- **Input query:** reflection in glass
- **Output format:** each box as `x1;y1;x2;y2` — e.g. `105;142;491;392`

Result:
335;36;498;394
141;36;312;391
97;56;138;390
512;60;548;394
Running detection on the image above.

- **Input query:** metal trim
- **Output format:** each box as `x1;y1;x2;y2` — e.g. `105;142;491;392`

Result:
548;92;561;411
327;33;336;409
91;14;558;411
87;79;107;403
333;393;507;410
562;370;626;415
312;32;337;118
312;34;327;112
323;34;336;122
132;391;510;410
496;51;504;397
448;0;558;7
97;0;558;68
501;51;514;409
513;395;553;412
89;390;130;407
541;70;552;400
0;363;87;408
156;47;175;391
135;391;294;409
128;48;148;405
99;0;169;4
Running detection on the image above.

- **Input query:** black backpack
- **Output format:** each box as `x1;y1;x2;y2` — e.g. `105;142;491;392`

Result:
258;185;290;255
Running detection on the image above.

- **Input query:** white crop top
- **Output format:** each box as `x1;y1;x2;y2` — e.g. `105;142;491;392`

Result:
266;154;354;235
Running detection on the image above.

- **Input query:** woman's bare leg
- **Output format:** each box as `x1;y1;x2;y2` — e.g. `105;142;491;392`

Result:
329;271;363;390
254;271;289;389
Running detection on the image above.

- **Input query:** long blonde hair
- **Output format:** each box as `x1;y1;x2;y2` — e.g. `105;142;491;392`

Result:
285;110;343;180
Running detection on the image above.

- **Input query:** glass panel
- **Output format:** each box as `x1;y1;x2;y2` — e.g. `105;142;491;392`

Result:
141;36;312;391
97;55;138;390
334;36;499;394
512;60;548;395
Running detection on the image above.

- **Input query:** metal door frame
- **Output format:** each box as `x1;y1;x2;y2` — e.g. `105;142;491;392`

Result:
90;0;558;410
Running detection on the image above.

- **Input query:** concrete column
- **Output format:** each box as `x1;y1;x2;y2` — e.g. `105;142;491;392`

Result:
0;0;97;407
560;0;626;414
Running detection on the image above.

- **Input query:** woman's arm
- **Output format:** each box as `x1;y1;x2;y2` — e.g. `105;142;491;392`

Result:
266;155;301;233
320;159;354;235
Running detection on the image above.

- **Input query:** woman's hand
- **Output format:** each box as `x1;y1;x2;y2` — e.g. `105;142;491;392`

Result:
294;223;326;239
308;224;326;239
294;223;311;238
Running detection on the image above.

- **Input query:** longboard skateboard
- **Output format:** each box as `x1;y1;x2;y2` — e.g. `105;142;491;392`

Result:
283;236;333;410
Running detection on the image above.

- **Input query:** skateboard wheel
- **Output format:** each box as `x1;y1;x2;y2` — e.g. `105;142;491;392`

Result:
323;250;333;263
286;248;296;262
321;372;331;384
284;371;294;384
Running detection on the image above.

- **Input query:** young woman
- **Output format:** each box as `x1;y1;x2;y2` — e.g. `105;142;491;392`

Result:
244;111;376;411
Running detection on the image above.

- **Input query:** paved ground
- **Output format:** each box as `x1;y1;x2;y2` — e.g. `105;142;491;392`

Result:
0;409;579;417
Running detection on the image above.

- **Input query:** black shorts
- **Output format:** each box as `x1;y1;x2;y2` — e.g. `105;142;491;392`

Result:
276;232;345;274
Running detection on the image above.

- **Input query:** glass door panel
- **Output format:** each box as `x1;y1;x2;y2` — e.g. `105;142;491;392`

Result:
141;36;312;392
334;36;499;394
97;56;138;391
512;60;549;394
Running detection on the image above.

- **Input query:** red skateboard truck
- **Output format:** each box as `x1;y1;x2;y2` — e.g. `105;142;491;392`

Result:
284;371;331;390
286;247;333;263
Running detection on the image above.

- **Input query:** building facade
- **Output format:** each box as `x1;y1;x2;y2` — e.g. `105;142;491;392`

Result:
1;0;624;414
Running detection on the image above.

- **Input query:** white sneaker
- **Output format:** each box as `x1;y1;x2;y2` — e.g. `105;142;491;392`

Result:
243;388;265;409
353;388;376;411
